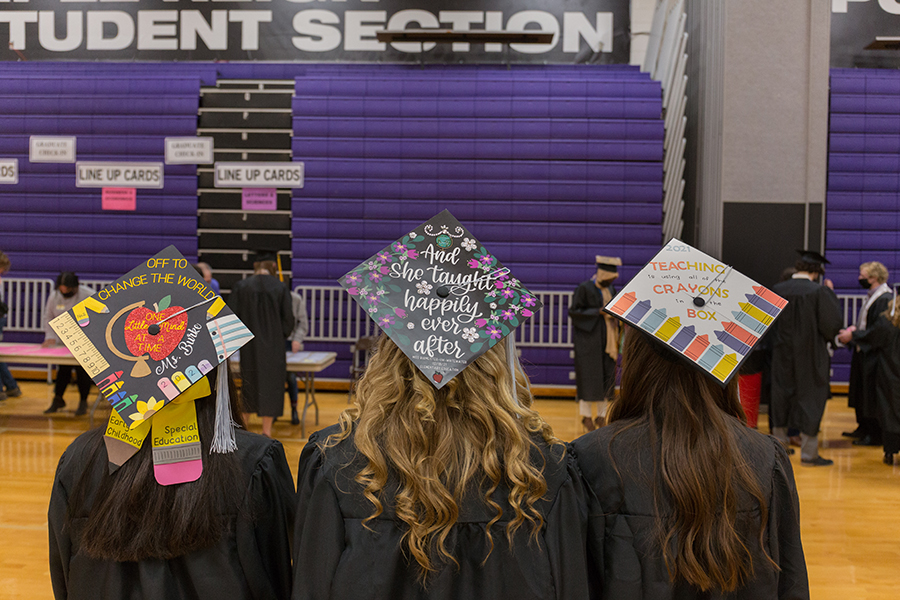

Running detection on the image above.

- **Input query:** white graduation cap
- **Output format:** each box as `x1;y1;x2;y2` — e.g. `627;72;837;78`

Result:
603;239;788;386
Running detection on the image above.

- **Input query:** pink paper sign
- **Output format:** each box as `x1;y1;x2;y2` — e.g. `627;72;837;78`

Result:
242;187;277;210
102;187;137;211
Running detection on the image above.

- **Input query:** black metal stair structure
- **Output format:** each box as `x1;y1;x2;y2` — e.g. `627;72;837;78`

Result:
197;80;295;295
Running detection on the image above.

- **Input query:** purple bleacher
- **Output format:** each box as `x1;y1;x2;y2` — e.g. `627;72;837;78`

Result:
827;68;900;381
0;64;206;282
290;65;664;385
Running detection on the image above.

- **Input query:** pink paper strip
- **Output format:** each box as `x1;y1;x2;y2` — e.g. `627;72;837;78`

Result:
242;188;277;210
102;188;137;211
0;344;72;356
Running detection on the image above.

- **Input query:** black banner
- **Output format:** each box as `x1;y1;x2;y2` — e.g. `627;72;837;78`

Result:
0;0;630;64
832;0;900;68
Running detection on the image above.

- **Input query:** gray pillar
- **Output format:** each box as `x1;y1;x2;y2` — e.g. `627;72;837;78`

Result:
683;0;830;286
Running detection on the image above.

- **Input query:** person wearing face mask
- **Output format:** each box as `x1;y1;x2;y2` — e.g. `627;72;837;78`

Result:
42;272;95;415
841;262;893;446
568;256;622;432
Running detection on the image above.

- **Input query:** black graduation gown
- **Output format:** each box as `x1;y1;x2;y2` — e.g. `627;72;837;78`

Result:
847;291;892;419
229;275;295;417
49;428;297;600
769;278;843;436
292;424;590;600
571;421;809;600
569;280;617;402
851;315;900;453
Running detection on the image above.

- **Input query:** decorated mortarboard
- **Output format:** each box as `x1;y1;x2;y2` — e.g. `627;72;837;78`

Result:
603;239;788;386
49;246;254;484
339;210;543;389
796;249;830;265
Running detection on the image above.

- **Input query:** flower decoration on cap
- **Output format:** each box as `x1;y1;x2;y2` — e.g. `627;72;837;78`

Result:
603;239;787;386
339;210;543;389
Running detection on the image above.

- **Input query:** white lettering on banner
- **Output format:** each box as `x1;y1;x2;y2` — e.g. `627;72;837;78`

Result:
0;9;616;56
75;162;164;189
214;162;305;188
878;0;900;15
292;10;342;52
832;0;871;14
387;9;439;53
0;159;18;185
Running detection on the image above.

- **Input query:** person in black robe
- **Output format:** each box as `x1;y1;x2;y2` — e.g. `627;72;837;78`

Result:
48;377;297;600
842;261;892;446
569;256;621;432
840;300;900;465
573;328;809;600
769;251;843;466
229;253;294;437
292;336;590;600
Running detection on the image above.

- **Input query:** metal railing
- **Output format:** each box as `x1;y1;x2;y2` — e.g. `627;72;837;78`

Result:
293;285;575;347
0;278;875;352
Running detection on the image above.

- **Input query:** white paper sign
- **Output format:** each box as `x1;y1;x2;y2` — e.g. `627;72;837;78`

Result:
30;136;76;163
214;162;304;188
0;159;18;184
165;137;214;165
76;162;164;189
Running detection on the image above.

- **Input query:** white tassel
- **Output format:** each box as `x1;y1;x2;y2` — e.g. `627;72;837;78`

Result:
210;362;238;453
506;335;523;406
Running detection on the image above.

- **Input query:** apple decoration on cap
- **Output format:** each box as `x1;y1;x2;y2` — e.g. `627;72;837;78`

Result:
123;295;187;361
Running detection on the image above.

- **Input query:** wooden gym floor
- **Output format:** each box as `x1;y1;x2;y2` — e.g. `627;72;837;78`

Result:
1;379;898;599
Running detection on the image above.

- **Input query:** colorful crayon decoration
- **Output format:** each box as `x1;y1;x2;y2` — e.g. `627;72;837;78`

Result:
744;293;780;317
712;353;739;382
714;330;751;355
698;344;725;371
722;321;758;345
640;307;667;333
731;310;767;334
737;302;774;326
752;285;787;309
158;378;179;400
608;291;637;315
73;296;109;327
206;296;227;320
185;365;203;383
625;299;652;324
655;316;681;342
684;334;710;361
669;324;697;352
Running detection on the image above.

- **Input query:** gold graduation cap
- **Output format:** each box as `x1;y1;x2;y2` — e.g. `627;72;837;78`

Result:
603;239;787;386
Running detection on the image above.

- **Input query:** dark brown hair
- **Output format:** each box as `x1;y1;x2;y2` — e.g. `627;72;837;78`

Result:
607;328;776;592
69;367;245;561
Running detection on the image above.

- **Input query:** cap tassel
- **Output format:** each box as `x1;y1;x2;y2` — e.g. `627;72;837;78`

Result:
210;362;238;453
506;335;528;407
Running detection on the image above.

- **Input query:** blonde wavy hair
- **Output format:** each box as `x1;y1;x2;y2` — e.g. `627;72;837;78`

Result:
325;334;559;581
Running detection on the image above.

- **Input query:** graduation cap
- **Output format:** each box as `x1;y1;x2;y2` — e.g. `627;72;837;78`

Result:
49;246;254;483
603;239;788;386
595;255;622;273
795;249;830;265
338;210;543;389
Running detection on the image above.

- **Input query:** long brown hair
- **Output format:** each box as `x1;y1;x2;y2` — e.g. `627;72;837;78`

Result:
608;327;777;592
70;366;245;561
326;335;558;582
